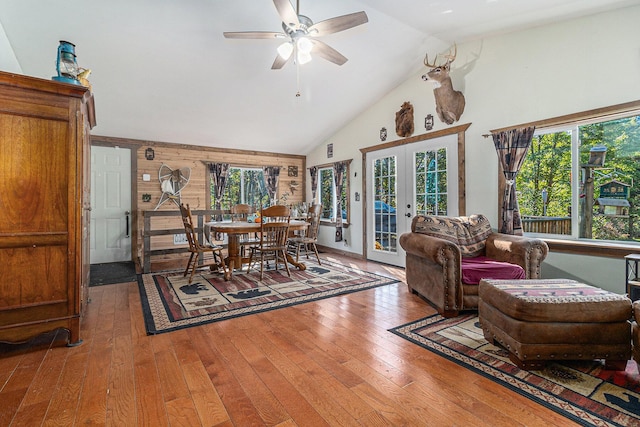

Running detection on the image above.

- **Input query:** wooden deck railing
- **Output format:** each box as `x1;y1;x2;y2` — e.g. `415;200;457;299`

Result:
521;216;571;235
142;209;228;273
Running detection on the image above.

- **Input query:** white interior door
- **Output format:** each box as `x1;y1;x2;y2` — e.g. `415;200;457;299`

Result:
366;135;459;267
90;146;132;264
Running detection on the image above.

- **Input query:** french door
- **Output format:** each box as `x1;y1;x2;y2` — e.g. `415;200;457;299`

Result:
366;134;459;267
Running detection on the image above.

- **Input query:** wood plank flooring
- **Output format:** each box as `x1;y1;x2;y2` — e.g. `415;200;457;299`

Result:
0;255;578;426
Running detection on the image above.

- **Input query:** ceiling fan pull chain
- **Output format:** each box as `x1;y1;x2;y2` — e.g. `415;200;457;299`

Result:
296;62;301;97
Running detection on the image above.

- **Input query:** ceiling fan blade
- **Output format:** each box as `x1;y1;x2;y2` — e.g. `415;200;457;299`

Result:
308;11;368;37
273;0;300;29
310;39;348;66
224;31;286;39
271;53;291;70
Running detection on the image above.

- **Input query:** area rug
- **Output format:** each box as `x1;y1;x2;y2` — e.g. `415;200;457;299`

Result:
138;260;399;335
389;314;640;427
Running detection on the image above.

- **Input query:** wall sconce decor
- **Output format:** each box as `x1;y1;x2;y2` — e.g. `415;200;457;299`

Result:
327;143;333;158
425;114;434;131
380;127;387;141
145;147;155;160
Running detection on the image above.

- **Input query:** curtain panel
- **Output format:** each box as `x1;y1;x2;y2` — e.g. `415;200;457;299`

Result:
208;163;230;238
333;161;348;242
262;166;280;206
309;166;318;202
492;126;535;235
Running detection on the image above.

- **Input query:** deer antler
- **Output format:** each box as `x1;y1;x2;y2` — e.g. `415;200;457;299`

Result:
424;43;457;68
443;43;457;64
423;53;440;68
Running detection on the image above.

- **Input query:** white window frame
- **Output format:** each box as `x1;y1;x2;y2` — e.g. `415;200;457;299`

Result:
521;111;639;245
316;164;350;224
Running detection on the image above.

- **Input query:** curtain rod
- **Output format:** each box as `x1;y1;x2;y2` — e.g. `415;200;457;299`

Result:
308;159;353;170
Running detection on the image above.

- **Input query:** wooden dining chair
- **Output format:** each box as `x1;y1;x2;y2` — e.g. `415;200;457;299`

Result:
180;203;230;282
230;203;260;256
247;205;291;280
287;203;322;265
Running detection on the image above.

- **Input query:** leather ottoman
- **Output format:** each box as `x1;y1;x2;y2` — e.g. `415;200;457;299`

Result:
478;278;632;370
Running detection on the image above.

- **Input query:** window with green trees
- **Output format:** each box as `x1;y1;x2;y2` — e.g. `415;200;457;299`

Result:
516;113;640;243
318;166;348;222
211;167;270;214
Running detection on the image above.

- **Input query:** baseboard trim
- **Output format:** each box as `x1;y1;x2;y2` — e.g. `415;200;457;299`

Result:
317;245;364;260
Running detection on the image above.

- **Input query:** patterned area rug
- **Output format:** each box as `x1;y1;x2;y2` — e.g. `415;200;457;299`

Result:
138;260;399;335
389;314;640;427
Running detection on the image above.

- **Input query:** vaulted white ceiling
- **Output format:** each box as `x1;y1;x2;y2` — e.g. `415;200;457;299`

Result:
1;0;635;154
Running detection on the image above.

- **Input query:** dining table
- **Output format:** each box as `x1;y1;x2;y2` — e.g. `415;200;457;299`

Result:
205;219;309;277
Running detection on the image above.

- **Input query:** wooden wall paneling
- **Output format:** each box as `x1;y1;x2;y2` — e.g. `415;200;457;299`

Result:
91;136;305;268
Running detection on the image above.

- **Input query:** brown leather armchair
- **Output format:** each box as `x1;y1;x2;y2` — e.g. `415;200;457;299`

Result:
399;214;548;317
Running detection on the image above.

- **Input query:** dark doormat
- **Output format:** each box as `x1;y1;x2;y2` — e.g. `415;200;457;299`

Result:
90;261;138;286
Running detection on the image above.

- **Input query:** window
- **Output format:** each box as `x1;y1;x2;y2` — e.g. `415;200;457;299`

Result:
211;167;270;213
516;112;640;243
318;165;349;223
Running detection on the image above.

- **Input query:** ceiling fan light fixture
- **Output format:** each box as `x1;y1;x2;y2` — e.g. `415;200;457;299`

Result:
296;36;313;54
297;50;312;65
224;2;368;70
277;41;294;60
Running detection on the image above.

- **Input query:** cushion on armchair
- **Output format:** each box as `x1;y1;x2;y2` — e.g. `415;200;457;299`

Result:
412;214;492;257
461;256;525;285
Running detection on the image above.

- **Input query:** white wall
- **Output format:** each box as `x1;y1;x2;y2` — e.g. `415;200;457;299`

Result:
308;5;640;293
0;22;22;73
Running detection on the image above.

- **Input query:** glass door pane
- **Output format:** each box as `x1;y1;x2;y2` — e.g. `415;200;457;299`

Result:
415;147;448;215
373;156;397;253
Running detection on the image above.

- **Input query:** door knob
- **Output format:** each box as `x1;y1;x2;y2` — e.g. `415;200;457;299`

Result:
405;212;412;218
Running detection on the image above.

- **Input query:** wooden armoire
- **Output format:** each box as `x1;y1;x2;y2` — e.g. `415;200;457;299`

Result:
0;71;95;345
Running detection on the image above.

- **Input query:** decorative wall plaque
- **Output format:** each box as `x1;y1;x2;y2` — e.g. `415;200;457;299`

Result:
288;165;298;177
327;143;333;158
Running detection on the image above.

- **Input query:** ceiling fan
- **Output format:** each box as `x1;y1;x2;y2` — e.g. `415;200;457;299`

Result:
223;0;368;70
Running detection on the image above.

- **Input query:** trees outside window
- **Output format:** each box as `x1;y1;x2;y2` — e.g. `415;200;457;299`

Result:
516;114;640;242
211;167;269;214
415;148;448;216
318;166;348;221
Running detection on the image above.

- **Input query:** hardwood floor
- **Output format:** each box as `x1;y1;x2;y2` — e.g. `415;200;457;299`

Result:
0;254;577;426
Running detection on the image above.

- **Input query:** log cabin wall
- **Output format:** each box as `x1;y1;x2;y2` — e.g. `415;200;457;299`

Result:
91;136;306;268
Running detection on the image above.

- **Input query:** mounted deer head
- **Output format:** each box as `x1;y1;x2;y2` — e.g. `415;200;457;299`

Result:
422;44;466;125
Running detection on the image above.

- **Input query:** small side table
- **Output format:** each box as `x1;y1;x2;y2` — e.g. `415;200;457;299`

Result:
625;254;640;301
